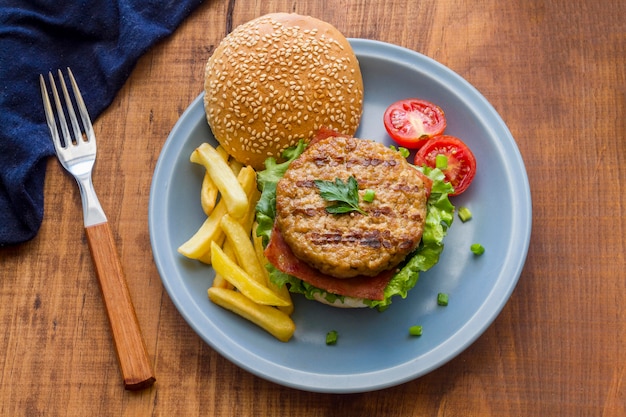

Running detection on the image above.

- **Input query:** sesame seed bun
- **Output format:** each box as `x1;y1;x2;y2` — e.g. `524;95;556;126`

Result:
203;13;364;169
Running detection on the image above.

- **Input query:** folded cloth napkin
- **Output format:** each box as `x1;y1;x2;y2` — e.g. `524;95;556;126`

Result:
0;0;203;246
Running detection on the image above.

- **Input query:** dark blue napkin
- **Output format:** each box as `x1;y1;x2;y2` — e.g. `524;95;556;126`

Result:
0;0;203;246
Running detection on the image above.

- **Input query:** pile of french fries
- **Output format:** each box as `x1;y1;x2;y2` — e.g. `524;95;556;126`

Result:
177;143;295;342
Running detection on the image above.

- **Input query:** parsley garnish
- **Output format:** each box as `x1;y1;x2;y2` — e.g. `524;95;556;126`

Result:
314;176;367;215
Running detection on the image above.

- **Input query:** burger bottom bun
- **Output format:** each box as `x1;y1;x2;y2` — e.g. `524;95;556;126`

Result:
312;293;368;308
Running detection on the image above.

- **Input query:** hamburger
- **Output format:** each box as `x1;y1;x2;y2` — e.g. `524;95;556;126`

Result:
203;13;364;169
202;14;454;309
256;129;456;309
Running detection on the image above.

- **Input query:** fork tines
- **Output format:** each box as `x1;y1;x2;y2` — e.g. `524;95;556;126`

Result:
39;68;95;149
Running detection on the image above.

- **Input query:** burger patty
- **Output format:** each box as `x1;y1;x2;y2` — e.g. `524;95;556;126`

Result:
275;135;430;278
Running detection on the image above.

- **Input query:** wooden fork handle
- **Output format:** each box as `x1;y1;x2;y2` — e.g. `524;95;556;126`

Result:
85;222;156;390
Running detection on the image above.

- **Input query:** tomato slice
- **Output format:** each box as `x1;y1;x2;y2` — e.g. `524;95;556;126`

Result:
414;135;477;196
383;99;446;148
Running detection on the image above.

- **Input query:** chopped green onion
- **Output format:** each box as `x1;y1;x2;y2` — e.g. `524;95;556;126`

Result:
471;243;485;255
363;189;376;202
437;292;449;306
458;206;472;222
326;330;338;345
409;325;423;337
390;145;410;158
435;154;448;170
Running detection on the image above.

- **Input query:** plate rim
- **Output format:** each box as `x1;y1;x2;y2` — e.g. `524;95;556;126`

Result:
148;38;532;393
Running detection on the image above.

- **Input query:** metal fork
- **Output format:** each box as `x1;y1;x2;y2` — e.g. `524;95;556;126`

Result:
40;68;155;390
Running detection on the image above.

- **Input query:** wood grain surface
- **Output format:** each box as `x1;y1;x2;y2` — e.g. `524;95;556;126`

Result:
1;0;624;415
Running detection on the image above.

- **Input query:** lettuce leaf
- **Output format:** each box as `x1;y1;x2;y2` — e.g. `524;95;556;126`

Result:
255;140;307;245
255;144;455;311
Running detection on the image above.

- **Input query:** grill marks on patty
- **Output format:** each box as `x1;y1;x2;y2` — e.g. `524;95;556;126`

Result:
275;135;431;278
308;229;415;250
312;154;400;169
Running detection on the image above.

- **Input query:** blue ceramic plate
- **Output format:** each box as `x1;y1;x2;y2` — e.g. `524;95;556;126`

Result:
149;39;531;393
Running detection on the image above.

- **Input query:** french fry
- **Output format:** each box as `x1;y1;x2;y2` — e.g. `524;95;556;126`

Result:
215;145;229;161
252;224;293;315
191;143;248;219
241;186;260;232
212;272;231;289
213;175;259;284
177;199;227;262
212;238;235;289
208;287;295;342
201;172;219;215
178;165;257;263
210;241;289;307
200;147;228;215
229;158;243;176
234;166;259;235
219;214;267;285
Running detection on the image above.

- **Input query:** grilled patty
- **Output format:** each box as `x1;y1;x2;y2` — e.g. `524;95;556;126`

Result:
275;135;430;278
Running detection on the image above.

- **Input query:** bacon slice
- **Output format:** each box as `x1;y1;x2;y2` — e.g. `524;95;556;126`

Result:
310;126;351;145
264;225;396;300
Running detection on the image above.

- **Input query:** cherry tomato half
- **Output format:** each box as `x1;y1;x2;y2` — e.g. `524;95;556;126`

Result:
383;99;446;149
414;135;477;196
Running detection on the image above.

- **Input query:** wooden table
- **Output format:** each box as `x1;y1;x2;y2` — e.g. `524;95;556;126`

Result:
2;1;624;415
